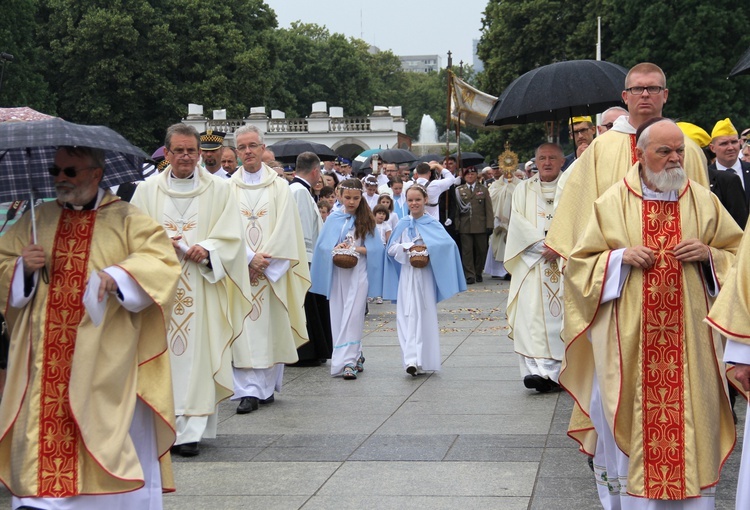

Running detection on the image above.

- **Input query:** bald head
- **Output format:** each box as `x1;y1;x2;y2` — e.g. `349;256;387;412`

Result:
599;107;628;134
636;119;686;192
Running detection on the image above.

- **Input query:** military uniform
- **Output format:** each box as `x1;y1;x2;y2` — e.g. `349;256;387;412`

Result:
453;181;493;283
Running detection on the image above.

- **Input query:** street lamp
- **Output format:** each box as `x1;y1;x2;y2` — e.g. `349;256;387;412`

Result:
0;52;14;98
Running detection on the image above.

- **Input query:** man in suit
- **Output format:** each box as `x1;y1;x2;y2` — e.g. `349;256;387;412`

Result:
709;118;750;225
289;152;332;366
454;167;494;284
678;121;747;228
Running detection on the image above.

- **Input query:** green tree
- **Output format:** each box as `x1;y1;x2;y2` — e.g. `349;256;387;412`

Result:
40;0;180;148
163;0;278;121
607;0;750;131
267;23;404;119
0;0;54;111
475;0;612;160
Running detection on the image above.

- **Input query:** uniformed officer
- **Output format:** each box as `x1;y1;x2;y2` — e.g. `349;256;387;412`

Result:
453;167;494;284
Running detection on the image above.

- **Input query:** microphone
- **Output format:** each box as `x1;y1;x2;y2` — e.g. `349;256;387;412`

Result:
0;53;14;62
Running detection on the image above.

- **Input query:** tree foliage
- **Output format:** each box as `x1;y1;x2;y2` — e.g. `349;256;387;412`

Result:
607;0;750;131
476;0;750;162
0;0;54;112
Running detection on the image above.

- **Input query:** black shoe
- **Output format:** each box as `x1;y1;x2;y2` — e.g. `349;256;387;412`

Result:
524;374;553;392
476;275;483;282
178;442;200;457
237;396;259;414
502;274;512;281
259;395;275;405
466;277;475;285
170;444;182;455
406;365;418;377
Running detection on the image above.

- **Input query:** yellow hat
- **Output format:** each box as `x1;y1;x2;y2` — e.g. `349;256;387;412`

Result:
676;122;711;148
710;118;738;139
571;116;592;124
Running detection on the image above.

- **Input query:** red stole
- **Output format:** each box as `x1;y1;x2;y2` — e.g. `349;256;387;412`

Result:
640;199;685;499
38;209;96;497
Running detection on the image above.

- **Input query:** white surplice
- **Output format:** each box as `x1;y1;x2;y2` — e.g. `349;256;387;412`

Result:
329;231;368;376
387;229;441;371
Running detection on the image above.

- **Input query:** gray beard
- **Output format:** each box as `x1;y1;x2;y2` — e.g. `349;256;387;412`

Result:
642;164;686;192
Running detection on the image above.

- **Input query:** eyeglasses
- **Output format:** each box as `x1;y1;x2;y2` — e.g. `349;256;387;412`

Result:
168;148;199;157
625;86;664;95
571;128;593;136
237;143;263;152
48;165;97;178
601;122;614;130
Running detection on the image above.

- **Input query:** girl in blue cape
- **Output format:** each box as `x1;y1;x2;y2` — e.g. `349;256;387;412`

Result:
310;179;384;380
384;184;466;376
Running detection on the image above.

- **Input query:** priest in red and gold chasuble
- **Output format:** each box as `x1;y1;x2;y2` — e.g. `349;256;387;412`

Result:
560;120;742;505
0;147;181;504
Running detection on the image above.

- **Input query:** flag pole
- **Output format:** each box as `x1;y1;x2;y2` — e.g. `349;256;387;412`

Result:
446;51;453;156
456;61;464;170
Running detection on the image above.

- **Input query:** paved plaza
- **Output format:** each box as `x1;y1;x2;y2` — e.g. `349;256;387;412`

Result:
0;278;742;509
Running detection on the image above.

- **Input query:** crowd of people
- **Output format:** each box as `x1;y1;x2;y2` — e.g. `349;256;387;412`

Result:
1;60;750;509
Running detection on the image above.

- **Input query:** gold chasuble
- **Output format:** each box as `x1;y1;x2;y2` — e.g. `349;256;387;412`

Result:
0;193;180;497
546;128;709;261
707;223;750;341
560;165;742;499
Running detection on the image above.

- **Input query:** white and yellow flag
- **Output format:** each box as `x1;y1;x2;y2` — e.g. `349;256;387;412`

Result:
450;72;498;128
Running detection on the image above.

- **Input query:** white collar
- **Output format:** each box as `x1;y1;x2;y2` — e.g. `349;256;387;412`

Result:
613;115;637;134
716;158;742;173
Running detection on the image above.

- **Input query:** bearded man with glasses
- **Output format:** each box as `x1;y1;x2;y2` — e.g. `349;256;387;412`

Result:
131;123;252;458
0;145;182;507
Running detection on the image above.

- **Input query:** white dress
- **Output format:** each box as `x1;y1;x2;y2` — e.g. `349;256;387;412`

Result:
329;230;368;376
387;229;441;371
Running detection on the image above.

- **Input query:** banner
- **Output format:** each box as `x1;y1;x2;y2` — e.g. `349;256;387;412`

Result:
450;73;498;128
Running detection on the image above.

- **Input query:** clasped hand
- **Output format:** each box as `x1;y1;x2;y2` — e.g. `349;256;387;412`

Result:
623;239;709;269
171;235;208;263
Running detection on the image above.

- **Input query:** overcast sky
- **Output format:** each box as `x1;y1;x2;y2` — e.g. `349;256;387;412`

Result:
266;0;488;68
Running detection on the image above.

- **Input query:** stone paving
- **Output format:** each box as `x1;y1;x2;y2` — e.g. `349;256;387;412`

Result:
0;278;742;509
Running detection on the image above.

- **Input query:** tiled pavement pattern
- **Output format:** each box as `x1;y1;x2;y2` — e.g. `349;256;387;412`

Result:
0;278;742;509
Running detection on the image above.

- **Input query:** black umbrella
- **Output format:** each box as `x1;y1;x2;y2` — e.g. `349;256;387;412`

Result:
359;148;417;172
729;45;750;77
484;60;628;127
450;151;486;168
377;148;417;164
267;139;337;163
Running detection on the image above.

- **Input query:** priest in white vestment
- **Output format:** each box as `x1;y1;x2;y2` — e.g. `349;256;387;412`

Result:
484;168;520;278
230;125;311;415
505;143;564;393
131;124;251;457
